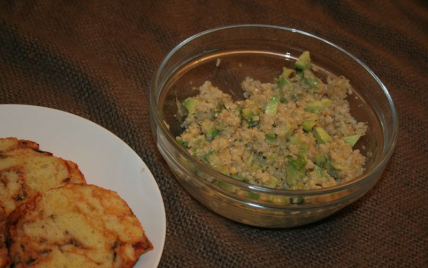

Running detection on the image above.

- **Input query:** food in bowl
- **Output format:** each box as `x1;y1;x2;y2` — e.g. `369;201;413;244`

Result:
151;25;398;227
176;51;367;191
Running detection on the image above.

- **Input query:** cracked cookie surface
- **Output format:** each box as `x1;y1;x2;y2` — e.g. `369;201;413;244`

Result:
8;183;152;268
0;137;86;216
0;137;87;268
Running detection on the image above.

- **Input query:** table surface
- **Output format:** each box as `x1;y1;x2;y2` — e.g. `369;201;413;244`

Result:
1;1;427;267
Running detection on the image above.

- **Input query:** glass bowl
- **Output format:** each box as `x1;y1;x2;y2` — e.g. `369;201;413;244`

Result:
150;25;398;228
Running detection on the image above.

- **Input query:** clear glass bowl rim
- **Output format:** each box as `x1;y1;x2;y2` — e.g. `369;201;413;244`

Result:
151;24;399;197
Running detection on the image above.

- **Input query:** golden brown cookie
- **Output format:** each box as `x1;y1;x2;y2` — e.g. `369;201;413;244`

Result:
0;137;86;216
8;184;152;268
0;137;87;268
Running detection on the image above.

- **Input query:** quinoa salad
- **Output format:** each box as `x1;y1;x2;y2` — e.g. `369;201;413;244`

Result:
176;51;367;190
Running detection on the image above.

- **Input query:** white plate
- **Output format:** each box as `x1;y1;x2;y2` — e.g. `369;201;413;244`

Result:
0;104;166;268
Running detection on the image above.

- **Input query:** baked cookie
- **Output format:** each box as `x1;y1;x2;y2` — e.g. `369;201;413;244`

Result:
8;184;152;268
0;137;86;216
0;137;87;268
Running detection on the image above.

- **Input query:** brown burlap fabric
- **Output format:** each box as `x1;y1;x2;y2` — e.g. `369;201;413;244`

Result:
1;1;427;267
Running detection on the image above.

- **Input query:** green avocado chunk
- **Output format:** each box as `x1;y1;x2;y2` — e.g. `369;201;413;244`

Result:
265;94;281;117
310;165;333;180
315;151;326;166
265;133;277;142
250;164;260;170
182;98;199;115
304;99;332;113
200;119;219;141
281;67;296;78
286;153;307;187
295;51;311;70
241;103;260;127
301;70;322;92
275;67;295;89
289;134;308;151
286;163;299;187
331;161;347;170
313;127;332;144
275;77;293;90
302;120;317;132
343;135;361;147
295;51;322;92
204;151;228;174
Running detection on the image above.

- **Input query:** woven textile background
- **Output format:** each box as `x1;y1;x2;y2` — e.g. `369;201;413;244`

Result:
0;0;427;267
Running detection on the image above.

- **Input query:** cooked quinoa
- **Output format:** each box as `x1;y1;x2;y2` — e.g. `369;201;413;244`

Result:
176;51;367;190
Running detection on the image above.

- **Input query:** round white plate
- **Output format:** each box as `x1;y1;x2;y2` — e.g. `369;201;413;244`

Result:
0;104;166;268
